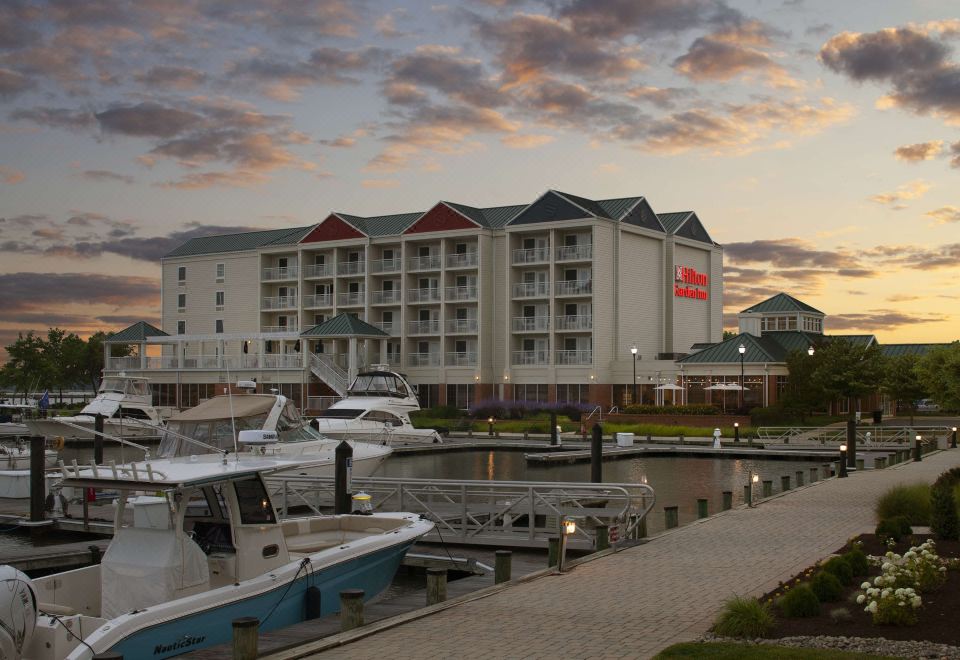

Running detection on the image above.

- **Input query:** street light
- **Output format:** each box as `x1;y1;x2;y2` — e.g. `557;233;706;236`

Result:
738;343;746;410
952;426;957;449
807;345;815;356
630;343;638;404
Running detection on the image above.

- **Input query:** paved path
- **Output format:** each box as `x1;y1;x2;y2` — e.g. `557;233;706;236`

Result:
295;449;960;660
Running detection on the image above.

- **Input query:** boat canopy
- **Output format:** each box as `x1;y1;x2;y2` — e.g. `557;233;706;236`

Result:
169;395;277;422
348;372;411;398
99;377;150;397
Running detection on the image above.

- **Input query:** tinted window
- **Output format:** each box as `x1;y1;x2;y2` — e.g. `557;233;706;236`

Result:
235;478;276;524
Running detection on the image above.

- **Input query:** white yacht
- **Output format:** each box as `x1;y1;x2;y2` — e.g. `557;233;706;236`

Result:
313;369;442;445
25;376;163;441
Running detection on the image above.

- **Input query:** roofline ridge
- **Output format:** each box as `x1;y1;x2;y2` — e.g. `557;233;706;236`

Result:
551;189;607;219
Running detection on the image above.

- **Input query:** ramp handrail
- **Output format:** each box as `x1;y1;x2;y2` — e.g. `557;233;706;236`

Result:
757;426;951;447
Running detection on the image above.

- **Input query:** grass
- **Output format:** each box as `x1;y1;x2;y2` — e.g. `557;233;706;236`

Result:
875;482;932;525
712;596;775;638
410;415;758;438
655;642;896;659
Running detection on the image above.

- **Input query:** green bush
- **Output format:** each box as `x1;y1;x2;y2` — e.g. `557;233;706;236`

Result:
875;515;912;543
822;557;853;586
931;481;959;541
711;596;775;639
875;483;931;525
621;404;720;415
843;549;869;577
749;404;789;426
777;584;820;618
809;571;843;602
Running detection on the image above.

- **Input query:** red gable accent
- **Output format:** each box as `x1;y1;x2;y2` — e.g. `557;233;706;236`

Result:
404;203;478;234
301;215;365;242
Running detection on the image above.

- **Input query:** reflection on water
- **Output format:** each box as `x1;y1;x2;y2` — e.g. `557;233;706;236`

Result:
380;450;824;534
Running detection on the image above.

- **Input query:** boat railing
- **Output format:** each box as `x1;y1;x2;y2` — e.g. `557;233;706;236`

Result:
267;476;656;550
756;425;951;448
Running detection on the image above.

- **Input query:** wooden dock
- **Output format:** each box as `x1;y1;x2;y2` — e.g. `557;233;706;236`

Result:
524;444;839;464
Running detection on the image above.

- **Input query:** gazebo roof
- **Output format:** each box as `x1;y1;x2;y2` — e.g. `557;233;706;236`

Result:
299;313;389;338
106;321;168;343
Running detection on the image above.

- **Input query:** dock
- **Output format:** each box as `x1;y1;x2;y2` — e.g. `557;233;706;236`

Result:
525;444;839;463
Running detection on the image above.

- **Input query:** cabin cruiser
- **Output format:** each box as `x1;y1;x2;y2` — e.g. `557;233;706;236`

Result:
314;369;442;445
0;450;432;659
0;403;34;440
25;376;163;441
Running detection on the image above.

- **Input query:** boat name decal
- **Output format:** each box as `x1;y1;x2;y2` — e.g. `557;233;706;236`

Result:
154;635;206;655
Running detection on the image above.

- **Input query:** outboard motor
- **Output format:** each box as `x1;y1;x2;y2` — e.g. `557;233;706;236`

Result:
0;566;37;660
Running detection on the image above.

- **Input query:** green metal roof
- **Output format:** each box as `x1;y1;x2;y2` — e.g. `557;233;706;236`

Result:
300;313;388;338
830;334;876;348
335;211;424;237
880;343;948;357
679;333;786;364
596;196;643;220
480;204;526;228
165;226;314;258
741;293;824;315
657;212;692;234
106;321;168;343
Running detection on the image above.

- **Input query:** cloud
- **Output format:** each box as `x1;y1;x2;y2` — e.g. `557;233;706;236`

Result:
868;179;930;207
558;0;739;40
950;140;960;167
0;67;31;98
894;140;943;161
134;66;207;90
361;179;399;189
625;85;695;109
500;133;555;149
725;239;861;269
0;164;24;184
387;45;504;108
925;206;960;225
375;9;410;38
9;106;96;129
0;272;159;313
96;102;203;138
828;311;948;331
78;169;135;184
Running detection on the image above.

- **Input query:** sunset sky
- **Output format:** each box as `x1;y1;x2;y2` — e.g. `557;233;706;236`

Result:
1;0;959;356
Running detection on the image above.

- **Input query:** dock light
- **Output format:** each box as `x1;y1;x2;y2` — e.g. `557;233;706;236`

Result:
807;346;815;356
563;518;577;536
630;343;639;404
749;473;758;507
734;422;740;443
488;417;494;436
558;516;579;572
839;444;848;478
351;491;373;515
915;434;923;462
952;427;957;449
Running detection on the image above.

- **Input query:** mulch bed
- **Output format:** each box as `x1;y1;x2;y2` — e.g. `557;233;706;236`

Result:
761;534;960;644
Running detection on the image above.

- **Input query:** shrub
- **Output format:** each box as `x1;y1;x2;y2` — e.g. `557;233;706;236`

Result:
875;483;931;525
749;404;789;426
712;595;775;638
810;571;843;602
930;476;959;541
778;584;820;618
621;404;720;416
822;556;853;586
875;516;912;543
843;549;869;577
829;607;852;624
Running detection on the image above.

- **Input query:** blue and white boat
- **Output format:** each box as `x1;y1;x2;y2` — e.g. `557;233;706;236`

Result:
0;448;432;659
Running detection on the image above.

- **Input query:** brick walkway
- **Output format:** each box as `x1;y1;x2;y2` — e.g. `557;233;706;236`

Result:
304;449;960;660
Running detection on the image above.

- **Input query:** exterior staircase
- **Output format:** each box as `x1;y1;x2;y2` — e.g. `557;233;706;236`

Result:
309;353;349;397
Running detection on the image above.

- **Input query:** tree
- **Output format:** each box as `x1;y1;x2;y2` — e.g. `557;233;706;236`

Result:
82;331;112;391
781;349;825;423
882;353;928;424
722;330;737;341
0;332;46;402
811;339;886;419
916;342;960;411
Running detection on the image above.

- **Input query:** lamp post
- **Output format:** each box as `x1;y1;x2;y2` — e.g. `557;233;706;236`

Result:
915;434;922;462
488;417;494;437
737;343;746;410
749;472;759;507
630;344;638;404
839;444;848;478
952;426;957;449
807;345;815;357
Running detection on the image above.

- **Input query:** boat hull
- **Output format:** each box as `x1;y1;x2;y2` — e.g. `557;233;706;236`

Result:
316;423;442;445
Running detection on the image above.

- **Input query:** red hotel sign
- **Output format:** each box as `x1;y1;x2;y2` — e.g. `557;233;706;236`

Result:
674;265;708;300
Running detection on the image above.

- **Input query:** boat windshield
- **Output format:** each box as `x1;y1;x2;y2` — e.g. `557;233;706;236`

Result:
158;414;269;457
317;408;364;419
99;378;149;397
347;374;409;398
275;402;317;443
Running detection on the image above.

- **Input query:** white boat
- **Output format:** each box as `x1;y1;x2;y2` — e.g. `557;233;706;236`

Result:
313;369;443;445
0;452;432;659
24;376;163;441
0;403;34;439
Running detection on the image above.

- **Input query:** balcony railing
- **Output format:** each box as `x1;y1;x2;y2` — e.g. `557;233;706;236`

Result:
512;281;550;298
556;349;593;365
556;244;593;261
408;287;441;303
337;291;365;306
371;289;402;305
512;316;549;332
511;350;550;366
408;319;441;335
146;356;179;369
408;255;442;271
512;246;550;264
262;266;298;281
262;295;298;310
303;263;333;278
261;354;304;369
370;257;402;274
182;355;222;369
446;251;478;268
108;357;141;370
303;293;332;308
445;285;477;301
446;318;478;334
408;352;440;367
374;321;398;336
445;351;477;367
555;280;592;296
337;261;365;276
262;324;298;333
555;315;593;331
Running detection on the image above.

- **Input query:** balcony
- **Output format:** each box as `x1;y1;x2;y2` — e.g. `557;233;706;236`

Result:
511;350;550;366
181;355;223;369
512;246;550;265
555;280;592;296
408;319;441;335
446;251;478;268
512;316;549;332
408;254;442;271
408;287;441;303
262;323;298;333
303;293;332;308
445;285;477;301
556;349;593;365
555;315;593;331
370;258;402;274
337;261;365;276
371;289;402;305
408;352;440;367
145;356;179;369
262;266;298;281
261;354;304;369
556;244;593;262
512;281;550;298
337;291;365;306
446;318;478;334
262;295;298;310
374;321;398;336
303;263;333;278
446;351;477;367
108;356;142;370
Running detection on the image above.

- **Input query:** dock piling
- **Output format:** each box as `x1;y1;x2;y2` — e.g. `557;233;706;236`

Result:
696;498;708;519
339;589;365;631
590;424;602;483
595;524;610;551
494;550;512;583
427;568;447;605
664;506;679;529
721;491;732;511
231;617;259;660
29;436;45;523
548;537;560;567
334;440;353;515
94;413;105;465
550;412;558;446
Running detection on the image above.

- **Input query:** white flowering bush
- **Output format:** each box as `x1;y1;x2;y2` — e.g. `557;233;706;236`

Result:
856;582;921;626
857;540;948;626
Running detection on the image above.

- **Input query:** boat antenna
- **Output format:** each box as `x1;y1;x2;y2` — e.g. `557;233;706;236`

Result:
225;361;239;459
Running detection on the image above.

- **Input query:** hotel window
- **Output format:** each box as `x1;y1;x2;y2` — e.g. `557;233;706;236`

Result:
314;314;325;325
215;291;224;310
216;263;225;282
564;234;578;247
215;319;224;334
418;245;431;258
277;316;288;329
314;254;325;265
382;248;394;261
177;320;186;335
446;384;474;410
417;341;430;354
455;242;467;254
454;340;467;354
557;384;588;404
177;293;186;311
514;384;548;403
419;309;431;322
177;266;186;283
278;257;288;269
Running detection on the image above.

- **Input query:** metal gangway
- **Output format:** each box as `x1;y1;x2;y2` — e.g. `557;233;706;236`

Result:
267;476;656;551
757;426;952;449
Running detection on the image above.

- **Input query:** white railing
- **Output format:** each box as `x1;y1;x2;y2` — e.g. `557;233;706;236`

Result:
408;287;441;303
556;349;593;365
303;263;333;278
108;357;141;369
512;350;550;366
445;285;477;301
309;352;348;395
337;291;364;306
512;281;550;298
262;266;298;281
307;396;341;412
512;316;549;332
371;289;402;305
408;319;441;335
408;352;441;367
182;355;221;369
374;322;398;336
262;354;303;369
337;261;365;276
303;293;332;308
555;315;593;331
262;295;298;310
446;251;478;268
446;318;478;334
446;351;477;367
756;426;953;447
555;280;592;296
370;258;402;274
145;356;179;369
262;324;298;333
556;244;593;261
408;255;442;271
512;246;550;264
